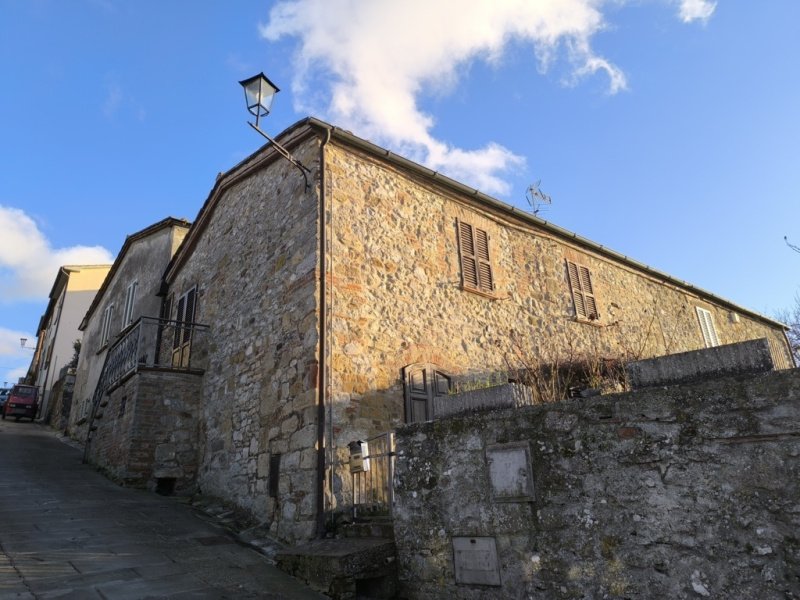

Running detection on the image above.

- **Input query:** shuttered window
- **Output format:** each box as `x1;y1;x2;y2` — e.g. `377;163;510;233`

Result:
172;287;197;368
122;280;138;326
566;260;599;320
695;307;720;348
458;220;494;294
100;304;114;346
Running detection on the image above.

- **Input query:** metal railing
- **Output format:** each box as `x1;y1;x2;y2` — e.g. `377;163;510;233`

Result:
351;432;395;519
103;316;210;392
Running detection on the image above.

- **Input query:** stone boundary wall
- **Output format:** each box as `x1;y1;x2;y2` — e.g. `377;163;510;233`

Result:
393;368;800;599
626;337;775;389
433;383;533;419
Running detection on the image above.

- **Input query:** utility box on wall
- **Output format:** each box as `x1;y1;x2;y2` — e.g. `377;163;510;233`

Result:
452;537;501;586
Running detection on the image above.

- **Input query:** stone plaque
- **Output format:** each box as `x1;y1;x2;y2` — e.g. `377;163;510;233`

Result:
452;537;501;586
486;442;534;502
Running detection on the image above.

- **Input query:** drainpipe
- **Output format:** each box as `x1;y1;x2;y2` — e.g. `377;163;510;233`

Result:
316;126;332;537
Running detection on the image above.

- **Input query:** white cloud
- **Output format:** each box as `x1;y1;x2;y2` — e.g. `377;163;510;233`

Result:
678;0;717;23
0;206;113;302
0;326;36;387
261;0;714;196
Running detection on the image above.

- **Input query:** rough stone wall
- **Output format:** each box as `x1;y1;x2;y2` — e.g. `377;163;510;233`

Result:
392;368;800;599
323;142;790;504
70;226;187;440
87;370;202;492
167;137;321;542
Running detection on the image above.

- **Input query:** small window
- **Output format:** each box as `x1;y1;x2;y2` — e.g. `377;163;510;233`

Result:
566;260;598;320
695;307;720;348
122;281;138;326
457;220;494;294
100;304;115;346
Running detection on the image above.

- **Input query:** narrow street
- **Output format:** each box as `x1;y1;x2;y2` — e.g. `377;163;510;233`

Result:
0;420;326;599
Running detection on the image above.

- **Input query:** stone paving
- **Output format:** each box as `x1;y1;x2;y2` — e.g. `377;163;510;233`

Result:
0;420;327;599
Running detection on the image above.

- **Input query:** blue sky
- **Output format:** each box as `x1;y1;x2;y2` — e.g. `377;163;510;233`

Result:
1;0;798;385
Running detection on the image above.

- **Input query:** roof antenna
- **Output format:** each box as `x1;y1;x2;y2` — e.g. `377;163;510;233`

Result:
526;180;552;215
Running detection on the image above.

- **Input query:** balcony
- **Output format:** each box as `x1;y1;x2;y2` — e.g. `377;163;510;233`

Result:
102;316;210;394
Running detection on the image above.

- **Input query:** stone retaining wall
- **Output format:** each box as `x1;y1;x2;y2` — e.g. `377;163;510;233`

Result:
393;368;800;598
87;369;202;492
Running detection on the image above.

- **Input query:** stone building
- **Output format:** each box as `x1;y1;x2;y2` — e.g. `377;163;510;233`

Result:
29;264;111;422
159;117;792;543
69;217;193;489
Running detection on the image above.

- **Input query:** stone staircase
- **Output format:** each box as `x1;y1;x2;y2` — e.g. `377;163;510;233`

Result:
276;519;398;600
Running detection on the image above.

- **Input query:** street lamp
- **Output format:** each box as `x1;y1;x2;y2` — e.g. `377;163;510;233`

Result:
239;72;279;129
20;338;35;350
239;72;311;191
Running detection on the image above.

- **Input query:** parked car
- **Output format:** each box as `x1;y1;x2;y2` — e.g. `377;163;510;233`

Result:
0;388;9;412
2;384;39;422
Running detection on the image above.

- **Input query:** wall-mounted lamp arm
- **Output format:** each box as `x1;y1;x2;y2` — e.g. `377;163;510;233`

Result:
248;122;311;191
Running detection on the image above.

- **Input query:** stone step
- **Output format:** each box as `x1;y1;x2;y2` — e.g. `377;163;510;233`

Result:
340;520;395;540
276;537;397;600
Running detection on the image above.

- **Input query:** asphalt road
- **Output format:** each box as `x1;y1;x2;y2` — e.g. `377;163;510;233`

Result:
0;419;327;599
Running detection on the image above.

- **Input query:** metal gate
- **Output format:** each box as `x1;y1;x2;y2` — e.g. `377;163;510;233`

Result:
351;432;395;519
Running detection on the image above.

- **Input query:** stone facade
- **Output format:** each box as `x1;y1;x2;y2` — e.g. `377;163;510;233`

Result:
392;367;800;599
158;118;790;544
322;135;793;512
164;131;321;541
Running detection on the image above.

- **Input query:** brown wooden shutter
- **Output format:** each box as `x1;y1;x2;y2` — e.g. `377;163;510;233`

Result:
458;220;494;293
458;221;479;290
475;228;494;293
183;288;196;343
566;260;598;320
173;296;185;349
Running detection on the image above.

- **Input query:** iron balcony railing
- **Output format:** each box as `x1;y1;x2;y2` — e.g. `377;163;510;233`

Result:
102;316;210;393
83;316;209;463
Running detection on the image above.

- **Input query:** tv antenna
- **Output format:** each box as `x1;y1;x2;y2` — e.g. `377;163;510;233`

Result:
526;180;552;215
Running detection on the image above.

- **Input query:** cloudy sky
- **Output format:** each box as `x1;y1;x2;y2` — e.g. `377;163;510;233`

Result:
1;0;798;385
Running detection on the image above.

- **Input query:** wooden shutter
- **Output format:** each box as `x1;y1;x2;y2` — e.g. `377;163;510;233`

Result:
173;296;185;350
458;220;494;293
183;288;196;344
695;307;720;348
403;364;453;423
566;260;598;320
475;228;494;293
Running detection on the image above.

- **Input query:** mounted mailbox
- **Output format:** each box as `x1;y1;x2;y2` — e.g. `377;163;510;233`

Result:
348;440;370;473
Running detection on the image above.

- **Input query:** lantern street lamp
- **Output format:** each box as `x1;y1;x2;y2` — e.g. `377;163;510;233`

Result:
20;338;35;350
239;72;311;190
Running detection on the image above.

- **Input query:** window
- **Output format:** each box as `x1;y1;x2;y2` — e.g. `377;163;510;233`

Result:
122;281;138;326
457;220;494;294
402;363;452;423
566;260;598;320
172;287;197;368
100;304;114;346
695;307;720;348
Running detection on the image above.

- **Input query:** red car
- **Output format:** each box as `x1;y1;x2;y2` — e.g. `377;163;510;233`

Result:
2;384;39;422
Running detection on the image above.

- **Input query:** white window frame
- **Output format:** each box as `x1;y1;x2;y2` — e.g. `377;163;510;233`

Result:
100;303;114;347
122;280;138;327
696;306;720;348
